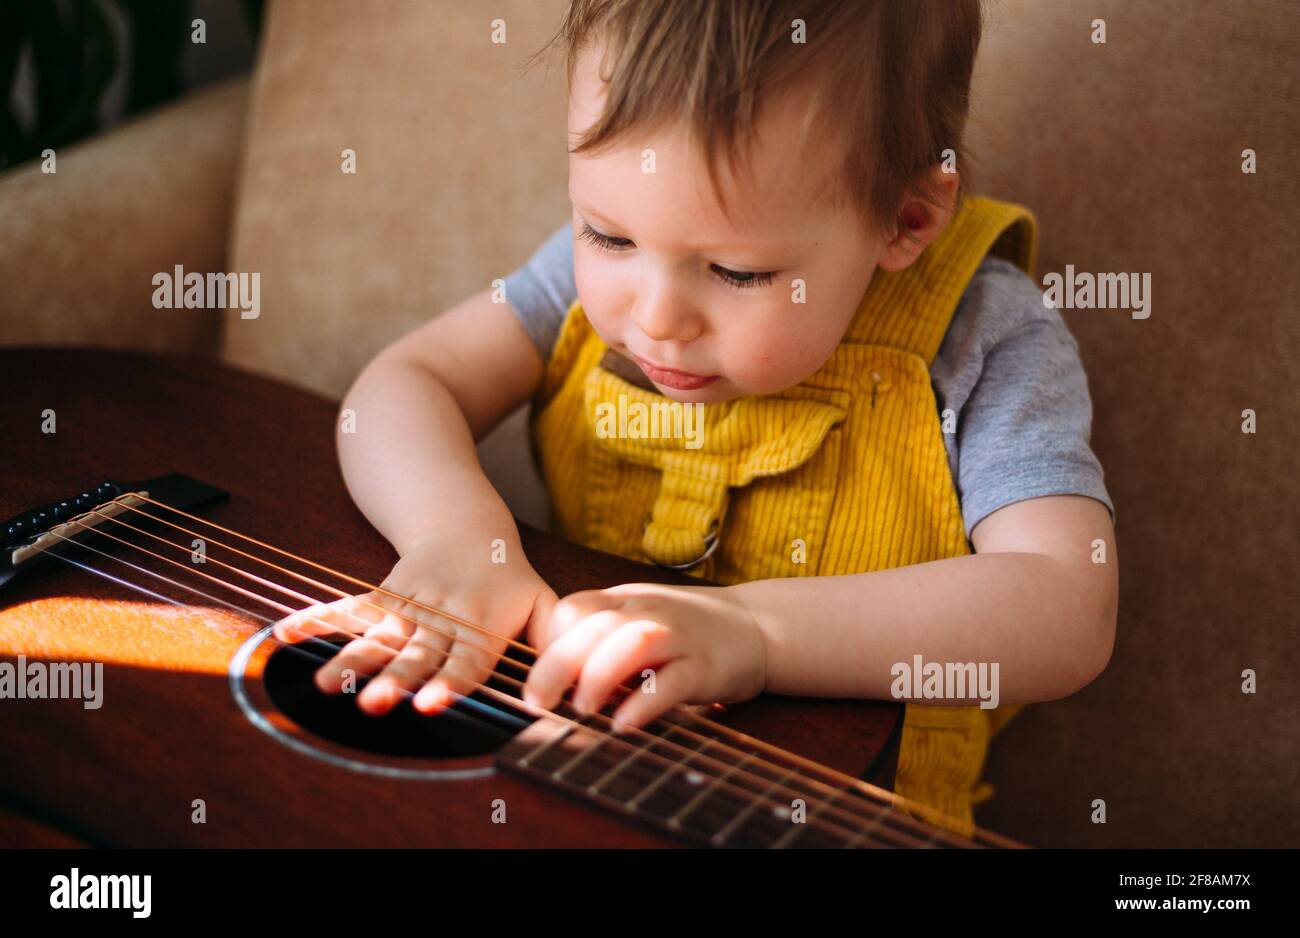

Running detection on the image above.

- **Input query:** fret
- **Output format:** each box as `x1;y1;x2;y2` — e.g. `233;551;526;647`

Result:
771;786;839;848
512;720;574;770
832;787;934;848
625;734;715;811
772;779;888;849
508;713;600;774
842;801;887;848
833;787;940;848
706;753;882;848
551;728;607;783
666;753;757;831
587;725;680;801
711;766;799;847
671;759;858;848
770;782;916;849
917;807;957;847
649;755;788;846
723;781;857;848
843;790;962;848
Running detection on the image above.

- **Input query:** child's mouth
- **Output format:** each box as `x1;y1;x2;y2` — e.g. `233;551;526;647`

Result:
631;354;720;390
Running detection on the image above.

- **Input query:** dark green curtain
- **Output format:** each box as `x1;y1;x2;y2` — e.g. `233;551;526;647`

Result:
0;0;264;169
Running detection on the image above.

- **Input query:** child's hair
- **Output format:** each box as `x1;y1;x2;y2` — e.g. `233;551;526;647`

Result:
527;0;983;239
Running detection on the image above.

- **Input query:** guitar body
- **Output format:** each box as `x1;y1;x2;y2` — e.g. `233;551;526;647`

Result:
0;350;903;848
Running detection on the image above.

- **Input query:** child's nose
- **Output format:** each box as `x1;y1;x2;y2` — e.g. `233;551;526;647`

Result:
631;297;704;343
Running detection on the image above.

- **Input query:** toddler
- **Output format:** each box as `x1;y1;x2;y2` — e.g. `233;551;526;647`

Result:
276;0;1118;836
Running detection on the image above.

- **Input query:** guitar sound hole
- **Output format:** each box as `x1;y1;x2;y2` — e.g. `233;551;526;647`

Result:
262;639;538;759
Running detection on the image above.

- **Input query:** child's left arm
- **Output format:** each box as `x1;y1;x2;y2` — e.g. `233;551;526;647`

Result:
522;493;1116;732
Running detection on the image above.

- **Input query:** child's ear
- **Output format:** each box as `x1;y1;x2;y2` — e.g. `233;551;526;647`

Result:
876;167;961;273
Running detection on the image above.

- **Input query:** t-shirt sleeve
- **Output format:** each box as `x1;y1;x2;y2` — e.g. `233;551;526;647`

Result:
502;221;576;363
934;257;1116;539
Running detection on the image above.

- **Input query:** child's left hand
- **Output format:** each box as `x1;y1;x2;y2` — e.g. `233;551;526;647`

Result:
521;582;767;732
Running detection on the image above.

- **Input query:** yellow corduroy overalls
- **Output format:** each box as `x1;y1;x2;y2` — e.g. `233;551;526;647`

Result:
528;194;1039;837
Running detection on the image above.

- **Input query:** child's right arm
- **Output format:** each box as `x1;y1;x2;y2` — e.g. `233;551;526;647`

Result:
335;286;545;555
274;287;559;715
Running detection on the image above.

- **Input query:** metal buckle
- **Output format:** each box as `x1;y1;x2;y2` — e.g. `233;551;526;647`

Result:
650;518;720;571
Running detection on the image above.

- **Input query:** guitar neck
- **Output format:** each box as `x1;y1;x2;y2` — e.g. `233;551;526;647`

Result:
497;711;1002;848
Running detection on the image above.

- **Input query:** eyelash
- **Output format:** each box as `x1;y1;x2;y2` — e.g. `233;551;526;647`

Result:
577;223;775;290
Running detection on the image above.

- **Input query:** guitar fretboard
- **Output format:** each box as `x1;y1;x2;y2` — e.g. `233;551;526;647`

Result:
496;712;983;848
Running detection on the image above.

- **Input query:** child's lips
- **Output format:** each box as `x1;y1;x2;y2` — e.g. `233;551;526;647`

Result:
630;354;720;390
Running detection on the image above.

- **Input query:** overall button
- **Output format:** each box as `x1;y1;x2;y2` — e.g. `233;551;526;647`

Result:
648;517;720;571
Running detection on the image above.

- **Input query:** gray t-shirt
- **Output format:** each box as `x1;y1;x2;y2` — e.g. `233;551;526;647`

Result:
505;222;1115;540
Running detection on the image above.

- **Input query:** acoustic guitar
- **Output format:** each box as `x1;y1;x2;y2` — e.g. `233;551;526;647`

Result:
0;349;1023;849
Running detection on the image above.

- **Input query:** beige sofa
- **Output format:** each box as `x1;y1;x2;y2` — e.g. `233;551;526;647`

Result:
2;0;1295;847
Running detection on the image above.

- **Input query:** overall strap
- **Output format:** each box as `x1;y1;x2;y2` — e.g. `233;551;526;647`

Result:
845;194;1038;364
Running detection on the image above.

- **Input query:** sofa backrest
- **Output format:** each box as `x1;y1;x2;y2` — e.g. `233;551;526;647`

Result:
224;0;571;400
966;0;1298;847
223;0;569;528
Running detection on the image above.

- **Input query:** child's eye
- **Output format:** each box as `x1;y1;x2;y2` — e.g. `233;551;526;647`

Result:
578;222;775;291
711;266;774;290
577;223;633;253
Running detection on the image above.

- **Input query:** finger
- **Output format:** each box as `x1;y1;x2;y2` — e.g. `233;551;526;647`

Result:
362;618;417;652
313;631;413;695
532;589;619;651
355;592;456;654
521;609;628;712
524;586;561;651
357;627;452;715
607;658;697;733
274;599;360;644
413;622;507;714
360;596;426;643
274;591;385;643
570;619;681;716
311;602;429;711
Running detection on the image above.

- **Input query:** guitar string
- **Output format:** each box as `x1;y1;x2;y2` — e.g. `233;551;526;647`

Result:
115;492;1002;845
37;494;1001;847
38;525;922;848
41;539;530;744
48;511;956;847
48;532;873;847
91;494;1005;848
110;495;995;846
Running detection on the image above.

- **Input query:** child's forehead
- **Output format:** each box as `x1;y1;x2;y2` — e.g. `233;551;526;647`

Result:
569;130;846;245
568;45;846;231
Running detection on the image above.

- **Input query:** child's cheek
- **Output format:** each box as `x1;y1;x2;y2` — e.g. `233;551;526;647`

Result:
572;267;622;339
728;326;829;393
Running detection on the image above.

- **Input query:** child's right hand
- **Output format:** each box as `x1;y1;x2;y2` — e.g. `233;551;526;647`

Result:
272;536;558;716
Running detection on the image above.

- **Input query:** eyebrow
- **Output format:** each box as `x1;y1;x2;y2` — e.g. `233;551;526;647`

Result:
569;188;802;260
568;191;621;228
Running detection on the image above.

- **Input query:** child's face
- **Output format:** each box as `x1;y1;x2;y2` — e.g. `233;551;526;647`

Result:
567;44;889;404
